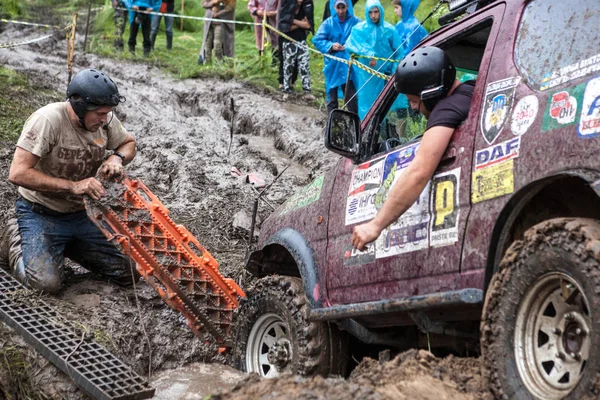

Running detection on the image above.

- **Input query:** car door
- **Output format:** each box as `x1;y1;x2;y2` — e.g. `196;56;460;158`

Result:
325;3;506;305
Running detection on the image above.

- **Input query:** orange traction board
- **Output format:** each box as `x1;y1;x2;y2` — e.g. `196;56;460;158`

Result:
85;176;245;346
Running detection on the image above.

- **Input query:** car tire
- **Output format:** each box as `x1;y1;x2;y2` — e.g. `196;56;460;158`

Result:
230;275;348;378
481;218;600;400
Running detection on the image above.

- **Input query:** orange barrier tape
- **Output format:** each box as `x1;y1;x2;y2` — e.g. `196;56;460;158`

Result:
85;175;245;346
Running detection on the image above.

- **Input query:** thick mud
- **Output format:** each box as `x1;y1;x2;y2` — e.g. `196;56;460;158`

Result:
0;23;489;400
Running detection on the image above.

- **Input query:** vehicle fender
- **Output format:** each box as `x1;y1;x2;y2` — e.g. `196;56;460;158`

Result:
245;228;322;308
484;168;600;291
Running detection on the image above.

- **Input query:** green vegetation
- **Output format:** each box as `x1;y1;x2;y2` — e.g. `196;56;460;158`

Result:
0;67;63;142
0;344;48;400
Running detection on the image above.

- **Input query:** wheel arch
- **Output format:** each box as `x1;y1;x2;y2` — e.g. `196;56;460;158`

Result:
245;228;322;308
484;169;600;292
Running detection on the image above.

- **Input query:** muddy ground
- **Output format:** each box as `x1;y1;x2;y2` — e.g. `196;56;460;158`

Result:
0;23;490;400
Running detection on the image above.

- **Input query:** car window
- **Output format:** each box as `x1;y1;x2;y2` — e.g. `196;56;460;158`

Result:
515;0;600;90
367;20;491;159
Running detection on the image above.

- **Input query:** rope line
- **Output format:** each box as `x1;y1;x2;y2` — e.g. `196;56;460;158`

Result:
0;33;55;49
0;18;60;29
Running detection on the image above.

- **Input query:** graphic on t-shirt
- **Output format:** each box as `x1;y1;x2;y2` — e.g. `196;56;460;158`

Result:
481;77;520;144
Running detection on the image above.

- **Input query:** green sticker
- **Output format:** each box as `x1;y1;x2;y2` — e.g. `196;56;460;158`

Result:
280;176;324;215
541;83;586;132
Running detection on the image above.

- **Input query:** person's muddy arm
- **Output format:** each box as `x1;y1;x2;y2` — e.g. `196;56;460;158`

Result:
99;133;136;179
8;148;106;200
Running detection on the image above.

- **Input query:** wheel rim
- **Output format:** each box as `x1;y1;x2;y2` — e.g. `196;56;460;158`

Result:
245;313;292;378
515;272;592;399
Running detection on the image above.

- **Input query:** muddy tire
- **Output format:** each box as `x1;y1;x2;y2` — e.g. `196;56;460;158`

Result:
230;275;348;378
481;218;600;400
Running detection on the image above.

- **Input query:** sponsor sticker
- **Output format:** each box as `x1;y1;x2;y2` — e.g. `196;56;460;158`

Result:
475;137;520;170
578;76;600;138
346;144;417;226
429;168;461;247
541;84;585;132
471;159;514;203
280;175;324;214
343;243;376;266
541;53;600;91
511;95;538;136
481;77;521;144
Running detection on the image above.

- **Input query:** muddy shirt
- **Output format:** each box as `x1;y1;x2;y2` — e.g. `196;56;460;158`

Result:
16;102;129;213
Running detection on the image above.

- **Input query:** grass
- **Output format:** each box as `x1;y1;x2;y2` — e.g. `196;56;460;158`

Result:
0;67;63;142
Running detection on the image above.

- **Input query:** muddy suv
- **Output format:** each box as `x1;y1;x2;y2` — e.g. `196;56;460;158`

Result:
231;0;600;398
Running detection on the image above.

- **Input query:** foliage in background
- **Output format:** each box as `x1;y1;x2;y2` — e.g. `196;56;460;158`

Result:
0;67;63;142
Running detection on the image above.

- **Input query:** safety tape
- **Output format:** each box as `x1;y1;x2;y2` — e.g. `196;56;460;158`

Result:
0;19;61;29
264;22;391;81
114;6;260;27
353;53;402;63
0;33;55;49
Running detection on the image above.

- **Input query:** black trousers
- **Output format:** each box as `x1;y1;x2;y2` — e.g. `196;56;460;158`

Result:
128;12;152;51
327;81;358;115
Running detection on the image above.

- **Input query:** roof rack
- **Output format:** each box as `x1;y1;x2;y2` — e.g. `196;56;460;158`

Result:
438;0;496;26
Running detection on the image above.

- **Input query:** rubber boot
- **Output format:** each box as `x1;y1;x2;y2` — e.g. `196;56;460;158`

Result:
151;33;157;51
166;34;173;50
129;44;135;55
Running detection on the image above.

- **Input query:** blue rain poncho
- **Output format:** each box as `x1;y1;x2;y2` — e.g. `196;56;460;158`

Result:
312;1;361;95
345;0;404;119
123;0;162;23
396;0;428;54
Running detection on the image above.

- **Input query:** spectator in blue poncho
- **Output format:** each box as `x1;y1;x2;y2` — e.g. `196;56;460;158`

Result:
393;0;428;54
313;0;361;115
123;0;161;56
345;0;403;119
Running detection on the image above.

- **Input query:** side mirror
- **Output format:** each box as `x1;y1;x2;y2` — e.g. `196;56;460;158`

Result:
325;109;361;160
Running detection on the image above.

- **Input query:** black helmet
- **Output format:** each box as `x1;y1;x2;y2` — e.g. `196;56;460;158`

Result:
66;69;125;130
394;46;456;112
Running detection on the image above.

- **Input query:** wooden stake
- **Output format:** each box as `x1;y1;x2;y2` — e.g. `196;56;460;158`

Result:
67;12;78;84
180;0;185;31
83;0;92;53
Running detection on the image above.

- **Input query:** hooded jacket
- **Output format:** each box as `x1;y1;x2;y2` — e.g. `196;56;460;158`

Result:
277;0;314;35
312;0;361;92
396;0;428;53
123;0;162;23
344;0;403;118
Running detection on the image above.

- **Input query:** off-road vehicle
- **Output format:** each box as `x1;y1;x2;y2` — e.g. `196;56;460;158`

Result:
231;0;600;398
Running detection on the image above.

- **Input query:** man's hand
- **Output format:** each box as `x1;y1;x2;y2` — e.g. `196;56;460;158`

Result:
351;220;383;250
332;43;345;52
369;58;377;67
71;177;106;200
98;156;125;180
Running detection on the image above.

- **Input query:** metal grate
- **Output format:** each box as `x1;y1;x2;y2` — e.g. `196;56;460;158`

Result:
0;269;155;400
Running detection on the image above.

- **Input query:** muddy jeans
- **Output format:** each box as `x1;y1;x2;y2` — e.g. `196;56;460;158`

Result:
15;197;132;294
112;0;127;49
205;23;224;62
282;40;310;92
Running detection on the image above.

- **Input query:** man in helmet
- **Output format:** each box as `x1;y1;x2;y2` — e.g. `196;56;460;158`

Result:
351;46;474;249
5;69;137;294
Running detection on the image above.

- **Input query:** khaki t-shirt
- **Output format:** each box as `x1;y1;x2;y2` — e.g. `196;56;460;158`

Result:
16;102;129;213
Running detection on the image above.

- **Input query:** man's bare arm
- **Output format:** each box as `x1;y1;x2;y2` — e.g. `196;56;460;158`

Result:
8;147;107;200
351;125;455;249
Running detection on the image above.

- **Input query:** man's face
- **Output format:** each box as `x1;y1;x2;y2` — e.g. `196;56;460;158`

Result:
406;94;430;117
297;0;303;6
83;105;114;131
394;4;402;19
336;3;348;19
369;7;380;24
